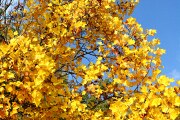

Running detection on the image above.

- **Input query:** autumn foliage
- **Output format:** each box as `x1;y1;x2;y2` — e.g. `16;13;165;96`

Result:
0;0;179;119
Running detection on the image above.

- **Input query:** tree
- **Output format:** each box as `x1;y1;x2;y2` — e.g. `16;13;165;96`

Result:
0;0;179;119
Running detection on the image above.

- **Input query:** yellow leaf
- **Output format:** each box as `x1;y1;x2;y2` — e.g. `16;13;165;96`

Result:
155;48;166;55
78;104;86;112
148;29;156;36
138;94;146;103
150;97;161;107
10;102;19;116
161;105;168;113
157;75;174;86
128;39;135;45
174;96;180;106
105;5;110;9
0;78;5;83
169;108;179;120
101;64;108;70
82;91;86;95
164;88;176;97
2;62;8;68
10;81;23;87
70;100;86;112
113;17;119;24
94;110;103;118
6;85;13;92
0;44;9;54
10;109;18;116
158;84;165;91
74;21;86;28
14;31;18;36
126;17;136;25
151;38;160;45
32;90;43;107
177;80;180;85
87;84;96;93
97;41;103;45
127;97;136;106
34;75;45;87
0;87;4;92
152;69;161;78
113;78;122;84
110;100;127;118
7;72;15;79
141;86;148;93
0;104;3;108
48;3;52;6
0;94;4;99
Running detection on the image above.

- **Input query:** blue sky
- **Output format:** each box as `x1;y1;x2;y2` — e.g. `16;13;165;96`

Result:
132;0;180;81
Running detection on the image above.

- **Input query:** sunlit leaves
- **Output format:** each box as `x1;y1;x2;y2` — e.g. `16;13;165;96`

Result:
147;29;157;36
13;31;18;36
155;48;166;55
126;17;136;26
128;39;135;45
7;72;15;79
169;108;179;120
150;97;161;107
110;99;129;119
141;85;148;93
32;90;43;107
174;96;180;106
70;100;86;112
157;75;174;86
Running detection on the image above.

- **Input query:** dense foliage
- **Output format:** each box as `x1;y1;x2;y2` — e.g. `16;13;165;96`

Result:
0;0;179;119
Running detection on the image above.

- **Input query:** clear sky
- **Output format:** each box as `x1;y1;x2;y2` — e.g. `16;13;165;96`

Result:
132;0;180;81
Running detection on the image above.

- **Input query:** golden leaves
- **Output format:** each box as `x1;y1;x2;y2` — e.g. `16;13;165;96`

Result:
5;85;13;92
141;85;148;93
82;58;108;85
174;97;180;109
32;90;43;107
13;31;18;36
126;17;136;25
94;110;103;118
157;75;174;86
10;102;19;116
155;48;166;55
70;100;87;112
169;108;179;120
113;78;122;84
147;29;156;36
7;72;15;79
105;5;111;9
164;88;176;98
150;38;160;46
150;97;161;107
110;99;128;118
128;39;135;45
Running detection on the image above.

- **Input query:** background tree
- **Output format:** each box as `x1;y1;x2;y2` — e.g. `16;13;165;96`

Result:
0;0;179;119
